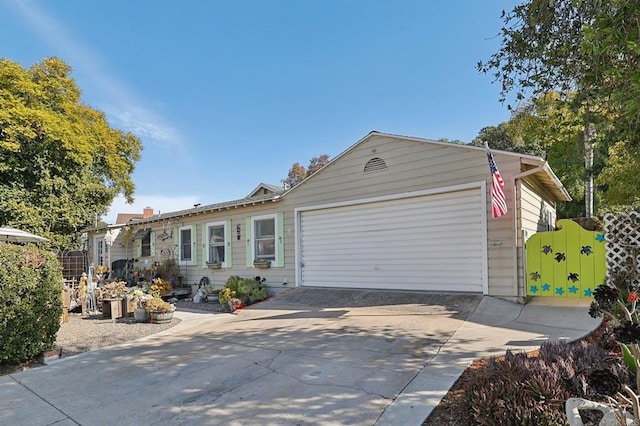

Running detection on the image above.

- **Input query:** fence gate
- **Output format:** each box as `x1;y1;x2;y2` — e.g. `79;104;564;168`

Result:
525;219;606;297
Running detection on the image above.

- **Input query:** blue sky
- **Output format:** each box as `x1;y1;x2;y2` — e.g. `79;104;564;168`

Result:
1;0;519;224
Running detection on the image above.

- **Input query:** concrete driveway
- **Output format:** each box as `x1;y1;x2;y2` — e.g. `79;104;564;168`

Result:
0;288;599;425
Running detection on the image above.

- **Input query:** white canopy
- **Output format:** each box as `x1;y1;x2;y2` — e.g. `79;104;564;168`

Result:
0;226;48;243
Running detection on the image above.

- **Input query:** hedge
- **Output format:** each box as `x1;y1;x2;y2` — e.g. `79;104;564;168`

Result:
0;244;63;364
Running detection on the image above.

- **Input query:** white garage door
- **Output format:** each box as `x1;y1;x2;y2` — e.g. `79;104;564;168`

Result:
298;188;486;292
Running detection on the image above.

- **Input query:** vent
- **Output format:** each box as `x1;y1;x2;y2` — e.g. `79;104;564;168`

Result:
364;157;387;173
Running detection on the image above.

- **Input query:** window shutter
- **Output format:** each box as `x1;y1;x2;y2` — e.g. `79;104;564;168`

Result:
276;212;284;267
202;224;208;268
150;231;156;257
191;224;197;265
174;232;179;262
135;239;142;257
245;217;252;267
225;219;233;268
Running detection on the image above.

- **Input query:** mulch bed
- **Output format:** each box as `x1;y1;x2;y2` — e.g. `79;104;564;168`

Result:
423;317;610;425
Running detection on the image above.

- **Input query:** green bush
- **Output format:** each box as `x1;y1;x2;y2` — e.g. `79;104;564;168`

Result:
461;340;628;425
218;275;268;306
0;244;63;364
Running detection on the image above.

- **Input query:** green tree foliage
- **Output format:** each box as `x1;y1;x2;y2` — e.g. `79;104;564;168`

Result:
478;0;640;124
478;1;640;211
0;244;63;364
0;57;142;249
282;154;330;189
473;93;620;217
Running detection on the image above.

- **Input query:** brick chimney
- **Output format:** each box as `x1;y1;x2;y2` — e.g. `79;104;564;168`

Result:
143;207;154;218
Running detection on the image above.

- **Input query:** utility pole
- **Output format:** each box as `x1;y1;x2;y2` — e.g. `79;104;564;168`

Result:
584;123;596;218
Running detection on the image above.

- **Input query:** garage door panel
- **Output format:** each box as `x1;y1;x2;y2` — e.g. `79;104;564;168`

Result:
299;188;485;292
304;204;471;223
303;203;478;226
304;232;484;252
302;248;484;262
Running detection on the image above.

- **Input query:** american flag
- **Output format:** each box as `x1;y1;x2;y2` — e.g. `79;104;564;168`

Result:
485;144;508;218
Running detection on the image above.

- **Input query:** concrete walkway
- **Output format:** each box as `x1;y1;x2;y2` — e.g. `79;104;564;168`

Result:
0;290;599;425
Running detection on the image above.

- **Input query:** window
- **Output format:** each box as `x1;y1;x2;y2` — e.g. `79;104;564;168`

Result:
247;213;284;267
178;225;195;265
206;221;227;265
132;228;152;257
94;237;106;266
141;232;151;257
254;217;275;262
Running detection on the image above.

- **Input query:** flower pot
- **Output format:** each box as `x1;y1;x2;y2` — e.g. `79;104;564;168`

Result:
149;311;174;324
253;260;271;269
206;262;221;269
133;308;149;323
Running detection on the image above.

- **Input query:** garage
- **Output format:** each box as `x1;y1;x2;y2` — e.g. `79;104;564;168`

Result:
297;186;487;293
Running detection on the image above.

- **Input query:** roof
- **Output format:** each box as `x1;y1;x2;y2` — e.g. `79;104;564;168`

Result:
115;213;143;224
247;183;284;198
282;131;571;202
128;192;282;226
87;131;570;233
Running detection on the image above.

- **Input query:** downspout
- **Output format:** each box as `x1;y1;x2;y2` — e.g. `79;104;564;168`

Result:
510;165;546;302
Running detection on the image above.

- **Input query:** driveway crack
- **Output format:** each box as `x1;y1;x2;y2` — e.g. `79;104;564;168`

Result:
7;375;81;425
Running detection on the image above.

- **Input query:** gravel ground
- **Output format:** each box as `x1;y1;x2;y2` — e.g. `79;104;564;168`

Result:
55;300;222;358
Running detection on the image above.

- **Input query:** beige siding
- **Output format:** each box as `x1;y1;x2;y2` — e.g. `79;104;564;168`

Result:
143;202;294;294
517;179;558;298
83;133;562;301
485;154;520;298
287;135;521;297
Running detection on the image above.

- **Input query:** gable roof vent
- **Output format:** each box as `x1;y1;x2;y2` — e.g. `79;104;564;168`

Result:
364;157;387;173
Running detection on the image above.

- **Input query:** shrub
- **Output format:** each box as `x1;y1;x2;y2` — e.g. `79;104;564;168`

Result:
218;276;268;306
0;244;63;364
145;297;175;313
462;340;627;425
149;277;172;297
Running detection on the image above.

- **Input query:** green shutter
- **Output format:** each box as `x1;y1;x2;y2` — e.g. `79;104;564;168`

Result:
174;230;179;261
191;225;197;266
246;216;252;267
202;224;208;268
150;231;156;257
276;212;285;267
225;219;233;268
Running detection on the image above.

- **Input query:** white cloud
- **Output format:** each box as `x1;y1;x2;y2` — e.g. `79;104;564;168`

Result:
7;0;184;148
103;194;201;225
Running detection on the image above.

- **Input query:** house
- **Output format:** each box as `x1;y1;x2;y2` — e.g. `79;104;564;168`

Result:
85;132;570;302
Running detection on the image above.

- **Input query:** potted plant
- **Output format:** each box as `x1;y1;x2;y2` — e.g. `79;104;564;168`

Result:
100;281;126;299
130;289;153;322
94;264;109;280
149;277;173;298
253;259;271;269
206;261;222;269
145;297;175;324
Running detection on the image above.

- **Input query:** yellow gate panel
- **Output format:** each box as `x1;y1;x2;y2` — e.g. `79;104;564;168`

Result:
525;219;606;298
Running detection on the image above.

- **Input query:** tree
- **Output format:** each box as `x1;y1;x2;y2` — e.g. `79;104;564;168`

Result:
0;57;142;249
282;154;330;189
472;93;621;217
471;122;545;156
478;1;640;126
478;1;640;211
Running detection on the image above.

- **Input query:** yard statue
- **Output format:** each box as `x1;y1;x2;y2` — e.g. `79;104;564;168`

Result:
78;272;88;316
